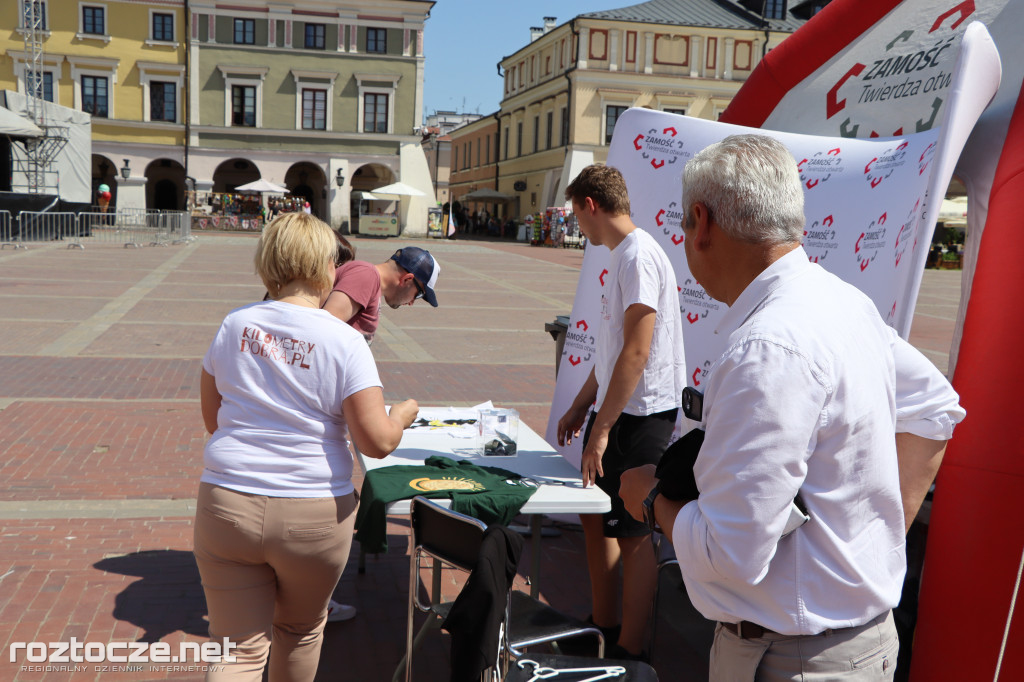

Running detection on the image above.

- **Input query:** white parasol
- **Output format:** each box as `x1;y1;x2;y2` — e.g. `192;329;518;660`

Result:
235;178;288;193
370;181;426;197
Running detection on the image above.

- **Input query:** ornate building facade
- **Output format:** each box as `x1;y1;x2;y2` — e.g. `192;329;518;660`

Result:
450;0;805;221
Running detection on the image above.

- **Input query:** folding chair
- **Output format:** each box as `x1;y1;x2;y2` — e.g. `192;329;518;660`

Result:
506;593;605;659
398;497;605;682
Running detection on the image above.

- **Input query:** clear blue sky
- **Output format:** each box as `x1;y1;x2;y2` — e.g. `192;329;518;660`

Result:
422;0;622;119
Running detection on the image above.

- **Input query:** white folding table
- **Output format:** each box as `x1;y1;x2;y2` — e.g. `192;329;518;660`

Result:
355;408;610;597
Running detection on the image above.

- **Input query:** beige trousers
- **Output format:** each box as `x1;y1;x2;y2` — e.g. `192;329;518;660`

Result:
710;611;898;682
193;482;357;682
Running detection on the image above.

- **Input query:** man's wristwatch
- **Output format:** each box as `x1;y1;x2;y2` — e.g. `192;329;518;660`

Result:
642;485;661;533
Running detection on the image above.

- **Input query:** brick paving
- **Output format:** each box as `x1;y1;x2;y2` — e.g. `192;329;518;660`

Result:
0;234;960;682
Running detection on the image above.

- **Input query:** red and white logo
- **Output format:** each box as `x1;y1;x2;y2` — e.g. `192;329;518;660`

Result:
654;201;685;245
678;278;718;326
892;197;921;268
855;211;889;272
823;13;962;139
798;148;844;191
691;360;712;388
804;213;837;263
563;318;596;370
632;126;691;170
863;141;909;190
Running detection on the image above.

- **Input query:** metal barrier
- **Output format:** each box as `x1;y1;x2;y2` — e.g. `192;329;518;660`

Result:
13;212;82;248
4;209;192;249
173;212;194;244
79;211;164;247
0;210;16;249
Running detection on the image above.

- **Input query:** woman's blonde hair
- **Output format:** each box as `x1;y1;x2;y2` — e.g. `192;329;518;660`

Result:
254;212;336;298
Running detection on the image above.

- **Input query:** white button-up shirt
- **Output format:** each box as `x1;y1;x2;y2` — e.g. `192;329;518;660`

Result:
671;247;964;635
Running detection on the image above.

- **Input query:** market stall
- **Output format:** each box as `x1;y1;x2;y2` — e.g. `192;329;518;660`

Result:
524;207;580;247
354;182;425;237
188;180;299;232
351;190;399;236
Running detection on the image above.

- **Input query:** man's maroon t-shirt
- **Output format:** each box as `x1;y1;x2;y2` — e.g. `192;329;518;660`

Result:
329;260;380;343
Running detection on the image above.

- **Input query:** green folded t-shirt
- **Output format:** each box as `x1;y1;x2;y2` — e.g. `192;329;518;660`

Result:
354;456;538;553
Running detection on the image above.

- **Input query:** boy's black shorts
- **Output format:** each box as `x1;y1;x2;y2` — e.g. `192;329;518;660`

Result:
583;408;677;538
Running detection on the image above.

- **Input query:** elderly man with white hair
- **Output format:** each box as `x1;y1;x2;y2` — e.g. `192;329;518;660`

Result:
621;134;965;681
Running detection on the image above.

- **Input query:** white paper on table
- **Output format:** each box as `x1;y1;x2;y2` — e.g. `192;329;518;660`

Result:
403;402;494;438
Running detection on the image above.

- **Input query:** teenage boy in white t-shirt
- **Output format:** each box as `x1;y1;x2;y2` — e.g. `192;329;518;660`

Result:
556;164;687;661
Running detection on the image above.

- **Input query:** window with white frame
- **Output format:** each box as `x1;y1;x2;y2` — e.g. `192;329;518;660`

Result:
302;90;327;129
11;52;62;105
41;72;54;102
292;70;336;131
80;4;106;36
25;71;56;102
69;56;118;118
355;74;398;134
664;107;686;116
82;75;108;117
150;82;176;122
20;1;47;31
232;86;256;126
151;11;174;42
363;94;387;133
138;62;183;123
219;66;267;128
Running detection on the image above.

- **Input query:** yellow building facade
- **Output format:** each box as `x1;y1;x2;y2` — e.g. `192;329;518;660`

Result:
488;1;805;219
4;0;188;206
3;0;435;226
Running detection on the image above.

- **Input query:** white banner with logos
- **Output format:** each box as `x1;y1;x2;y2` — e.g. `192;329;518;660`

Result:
544;24;999;467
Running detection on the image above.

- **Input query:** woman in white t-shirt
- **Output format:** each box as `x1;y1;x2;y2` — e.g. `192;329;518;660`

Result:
194;212;418;681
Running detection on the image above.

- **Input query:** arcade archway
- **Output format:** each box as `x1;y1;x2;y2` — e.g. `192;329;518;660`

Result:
212;158;261;193
284;162;326;217
91;155;119;208
145;158;186;210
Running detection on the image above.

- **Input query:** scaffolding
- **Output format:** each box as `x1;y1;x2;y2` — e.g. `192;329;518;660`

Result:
15;0;68;194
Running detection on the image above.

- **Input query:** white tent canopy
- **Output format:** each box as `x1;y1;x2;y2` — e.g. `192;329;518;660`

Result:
3;90;91;201
371;181;425;197
235;178;288;193
462;188;514;201
352;190;383;201
0;106;42;138
939;196;968;227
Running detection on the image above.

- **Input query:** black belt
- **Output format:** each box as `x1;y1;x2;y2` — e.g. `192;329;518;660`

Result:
720;621;775;639
721;620;858;640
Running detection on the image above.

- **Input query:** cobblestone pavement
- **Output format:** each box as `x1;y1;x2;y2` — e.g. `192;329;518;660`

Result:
0;234;960;681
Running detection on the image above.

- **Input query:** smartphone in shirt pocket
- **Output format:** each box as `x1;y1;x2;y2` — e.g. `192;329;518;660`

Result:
781;495;810;538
